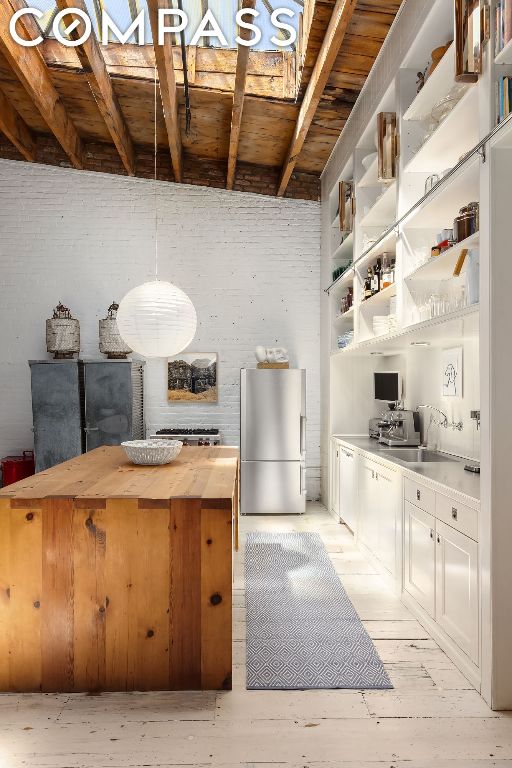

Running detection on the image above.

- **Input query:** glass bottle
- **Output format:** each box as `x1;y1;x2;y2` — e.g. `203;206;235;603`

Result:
364;268;373;300
381;254;392;289
372;258;382;294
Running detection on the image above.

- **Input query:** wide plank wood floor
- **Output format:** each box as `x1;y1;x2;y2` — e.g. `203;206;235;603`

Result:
0;503;511;767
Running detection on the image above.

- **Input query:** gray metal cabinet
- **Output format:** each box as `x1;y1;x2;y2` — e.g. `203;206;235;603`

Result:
29;360;144;472
30;361;83;473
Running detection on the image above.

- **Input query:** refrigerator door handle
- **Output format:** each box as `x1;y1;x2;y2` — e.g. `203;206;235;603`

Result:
300;416;307;455
300;464;307;497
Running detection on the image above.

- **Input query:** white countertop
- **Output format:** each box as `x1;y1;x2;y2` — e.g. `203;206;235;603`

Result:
333;436;481;504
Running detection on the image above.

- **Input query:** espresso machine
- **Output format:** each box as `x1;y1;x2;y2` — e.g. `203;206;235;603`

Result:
370;407;421;447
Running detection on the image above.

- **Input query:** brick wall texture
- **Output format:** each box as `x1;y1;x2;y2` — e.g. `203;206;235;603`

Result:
0;159;322;498
0;135;320;201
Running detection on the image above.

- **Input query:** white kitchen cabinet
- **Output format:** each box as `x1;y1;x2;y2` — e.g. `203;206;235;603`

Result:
436;519;479;666
404;500;436;618
329;439;340;520
358;458;379;553
358;457;400;578
338;445;358;532
376;464;399;576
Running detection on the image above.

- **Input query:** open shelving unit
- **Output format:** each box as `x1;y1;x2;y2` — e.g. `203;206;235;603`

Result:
322;0;512;711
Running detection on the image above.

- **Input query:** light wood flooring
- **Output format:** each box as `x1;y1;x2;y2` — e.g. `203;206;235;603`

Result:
1;503;512;767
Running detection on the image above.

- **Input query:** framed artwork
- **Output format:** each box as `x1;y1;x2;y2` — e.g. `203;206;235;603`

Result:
168;353;218;403
442;347;463;398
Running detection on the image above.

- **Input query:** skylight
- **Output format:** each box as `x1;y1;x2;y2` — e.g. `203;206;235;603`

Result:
28;0;301;51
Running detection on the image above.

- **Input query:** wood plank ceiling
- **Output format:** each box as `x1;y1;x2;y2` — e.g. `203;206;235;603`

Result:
0;0;402;200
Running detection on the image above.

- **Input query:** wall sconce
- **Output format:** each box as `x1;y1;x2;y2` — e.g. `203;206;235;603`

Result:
377;113;398;182
339;181;355;234
455;0;486;83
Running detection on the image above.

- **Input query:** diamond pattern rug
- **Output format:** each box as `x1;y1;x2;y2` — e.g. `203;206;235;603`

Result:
245;532;393;690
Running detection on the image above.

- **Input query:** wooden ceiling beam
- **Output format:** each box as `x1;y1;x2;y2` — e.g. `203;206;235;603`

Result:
146;0;182;183
55;0;136;176
0;86;36;161
227;0;257;190
0;0;83;168
277;0;356;196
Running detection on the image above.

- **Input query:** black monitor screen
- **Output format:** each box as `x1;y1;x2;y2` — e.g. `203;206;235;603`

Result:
374;372;401;402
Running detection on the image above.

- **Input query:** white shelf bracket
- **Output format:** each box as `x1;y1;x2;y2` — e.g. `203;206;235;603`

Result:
477;144;487;164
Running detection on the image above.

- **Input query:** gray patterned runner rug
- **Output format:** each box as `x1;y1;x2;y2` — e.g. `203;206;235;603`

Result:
245;532;393;690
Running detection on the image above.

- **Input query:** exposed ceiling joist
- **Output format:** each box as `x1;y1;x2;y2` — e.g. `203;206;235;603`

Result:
55;0;136;176
0;0;83;168
227;0;256;190
147;0;183;183
0;87;36;161
277;0;356;196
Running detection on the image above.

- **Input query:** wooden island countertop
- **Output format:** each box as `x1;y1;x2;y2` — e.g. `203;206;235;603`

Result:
0;446;239;693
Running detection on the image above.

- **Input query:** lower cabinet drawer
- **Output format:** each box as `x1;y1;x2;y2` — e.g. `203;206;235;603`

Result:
436;493;478;541
404;477;436;515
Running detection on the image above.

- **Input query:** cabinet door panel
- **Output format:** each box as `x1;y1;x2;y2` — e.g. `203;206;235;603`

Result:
436;520;479;666
404;501;436;617
358;461;378;552
330;441;340;517
84;363;133;451
376;466;397;576
339;448;357;532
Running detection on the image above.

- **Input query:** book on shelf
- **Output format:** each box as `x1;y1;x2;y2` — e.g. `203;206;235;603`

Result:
496;76;512;123
496;0;512;57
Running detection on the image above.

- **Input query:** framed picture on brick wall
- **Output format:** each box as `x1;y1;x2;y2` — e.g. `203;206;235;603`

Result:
168;353;218;403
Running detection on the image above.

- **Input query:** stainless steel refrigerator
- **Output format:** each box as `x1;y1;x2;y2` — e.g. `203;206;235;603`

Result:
240;368;306;515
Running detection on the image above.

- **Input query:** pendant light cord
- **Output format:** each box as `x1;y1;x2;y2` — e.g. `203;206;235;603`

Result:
154;64;159;281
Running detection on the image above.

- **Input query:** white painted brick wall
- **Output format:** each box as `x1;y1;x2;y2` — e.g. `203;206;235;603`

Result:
0;160;321;498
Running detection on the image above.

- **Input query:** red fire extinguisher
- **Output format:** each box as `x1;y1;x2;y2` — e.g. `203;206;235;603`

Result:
0;451;35;487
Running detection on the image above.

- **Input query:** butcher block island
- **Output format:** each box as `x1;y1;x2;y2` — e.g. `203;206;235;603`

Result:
0;445;239;694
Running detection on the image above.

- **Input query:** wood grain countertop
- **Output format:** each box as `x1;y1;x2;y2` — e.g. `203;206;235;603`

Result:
0;445;240;506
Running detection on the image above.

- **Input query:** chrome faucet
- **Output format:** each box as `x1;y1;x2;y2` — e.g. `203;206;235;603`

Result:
417;405;463;432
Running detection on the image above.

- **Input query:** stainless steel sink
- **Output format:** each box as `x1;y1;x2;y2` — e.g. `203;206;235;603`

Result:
382;448;459;464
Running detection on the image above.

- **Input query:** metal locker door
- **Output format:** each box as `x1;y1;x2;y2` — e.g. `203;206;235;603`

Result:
83;362;133;451
30;361;83;472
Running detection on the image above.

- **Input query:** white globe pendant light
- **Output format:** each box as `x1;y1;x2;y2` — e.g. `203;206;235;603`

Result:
117;281;197;359
116;67;197;359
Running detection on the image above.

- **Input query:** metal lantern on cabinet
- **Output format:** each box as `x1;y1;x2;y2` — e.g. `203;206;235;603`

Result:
99;302;132;359
377;112;398;182
455;0;483;83
116;281;197;359
339;181;355;235
46;302;80;359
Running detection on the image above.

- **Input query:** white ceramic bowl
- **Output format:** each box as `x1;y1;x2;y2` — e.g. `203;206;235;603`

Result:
122;439;183;466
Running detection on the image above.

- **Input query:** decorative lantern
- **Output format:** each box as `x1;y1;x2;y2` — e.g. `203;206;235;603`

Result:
46;302;80;359
377;112;398;182
99;302;132;359
116;281;197;359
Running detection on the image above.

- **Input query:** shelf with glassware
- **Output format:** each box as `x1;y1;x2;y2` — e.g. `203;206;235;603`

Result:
330;303;480;358
404;85;478;174
404;41;455;122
